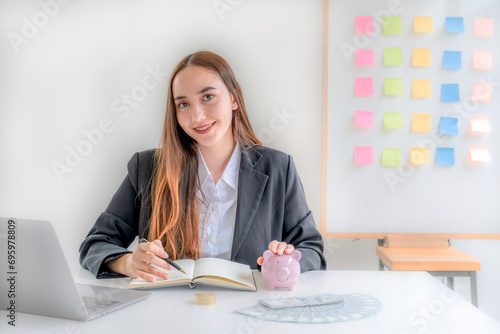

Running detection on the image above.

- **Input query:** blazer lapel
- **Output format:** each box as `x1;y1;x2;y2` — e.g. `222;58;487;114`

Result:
231;147;268;260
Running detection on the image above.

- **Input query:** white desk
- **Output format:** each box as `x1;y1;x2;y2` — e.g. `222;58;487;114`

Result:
1;270;499;334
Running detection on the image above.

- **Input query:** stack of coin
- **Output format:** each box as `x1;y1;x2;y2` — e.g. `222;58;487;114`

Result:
195;292;216;305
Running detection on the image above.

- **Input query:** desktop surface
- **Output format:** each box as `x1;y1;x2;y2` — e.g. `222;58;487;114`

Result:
1;270;499;334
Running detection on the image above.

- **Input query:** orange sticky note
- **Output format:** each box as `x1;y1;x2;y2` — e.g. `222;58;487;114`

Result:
472;51;492;70
414;16;433;33
474;18;494;38
410;147;431;164
471;82;492;103
411;113;431;133
412;48;431;67
412;79;431;98
468;145;490;162
469;115;491;133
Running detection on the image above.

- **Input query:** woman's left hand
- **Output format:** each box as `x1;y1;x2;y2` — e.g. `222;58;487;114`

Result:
256;240;295;266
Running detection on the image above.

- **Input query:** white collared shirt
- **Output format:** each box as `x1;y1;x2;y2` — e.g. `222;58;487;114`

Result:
197;143;240;260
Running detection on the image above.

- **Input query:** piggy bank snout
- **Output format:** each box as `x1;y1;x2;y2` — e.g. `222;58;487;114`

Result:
277;267;290;279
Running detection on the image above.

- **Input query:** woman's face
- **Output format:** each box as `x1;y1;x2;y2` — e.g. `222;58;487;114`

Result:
173;65;237;152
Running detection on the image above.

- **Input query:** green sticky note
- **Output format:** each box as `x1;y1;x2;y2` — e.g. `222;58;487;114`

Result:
382;148;401;167
384;47;403;66
383;16;402;35
384;77;403;95
383;112;403;129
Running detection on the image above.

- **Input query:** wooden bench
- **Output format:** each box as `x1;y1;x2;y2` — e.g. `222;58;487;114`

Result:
376;234;481;307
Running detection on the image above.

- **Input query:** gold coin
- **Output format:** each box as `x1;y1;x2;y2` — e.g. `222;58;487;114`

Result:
195;292;216;305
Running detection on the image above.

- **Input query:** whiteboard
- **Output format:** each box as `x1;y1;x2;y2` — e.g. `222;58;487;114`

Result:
327;0;500;234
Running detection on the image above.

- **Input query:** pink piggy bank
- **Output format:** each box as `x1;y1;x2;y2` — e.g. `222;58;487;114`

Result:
261;250;301;291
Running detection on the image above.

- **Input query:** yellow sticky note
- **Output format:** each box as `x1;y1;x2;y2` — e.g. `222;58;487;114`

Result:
412;79;431;98
469;115;491;133
410;148;430;164
411;113;431;132
469;145;490;162
471;82;492;103
412;48;431;67
414;16;433;33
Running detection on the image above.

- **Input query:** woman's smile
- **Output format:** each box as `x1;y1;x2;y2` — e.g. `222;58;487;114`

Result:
194;122;216;134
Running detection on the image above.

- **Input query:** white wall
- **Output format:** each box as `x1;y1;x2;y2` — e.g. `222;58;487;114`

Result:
0;0;322;265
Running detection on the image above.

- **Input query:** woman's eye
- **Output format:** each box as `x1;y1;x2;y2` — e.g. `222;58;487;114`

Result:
203;94;214;101
178;102;189;108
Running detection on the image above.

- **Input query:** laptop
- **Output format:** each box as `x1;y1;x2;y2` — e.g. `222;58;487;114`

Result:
0;218;151;321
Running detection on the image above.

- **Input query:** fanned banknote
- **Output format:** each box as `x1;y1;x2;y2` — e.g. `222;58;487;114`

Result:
236;293;382;324
258;293;344;309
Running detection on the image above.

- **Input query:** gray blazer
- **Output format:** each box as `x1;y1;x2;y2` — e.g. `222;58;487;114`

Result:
79;146;326;278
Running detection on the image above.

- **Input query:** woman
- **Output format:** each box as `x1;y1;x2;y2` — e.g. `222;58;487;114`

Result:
79;51;326;282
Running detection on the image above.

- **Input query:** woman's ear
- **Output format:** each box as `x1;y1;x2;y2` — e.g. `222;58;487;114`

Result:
231;95;238;111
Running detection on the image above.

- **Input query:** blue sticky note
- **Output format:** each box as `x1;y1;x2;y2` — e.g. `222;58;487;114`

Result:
443;51;462;69
436;147;455;166
446;17;464;33
441;84;460;102
440;117;459;135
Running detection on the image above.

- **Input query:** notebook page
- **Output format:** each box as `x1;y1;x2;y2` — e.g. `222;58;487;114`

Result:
193;258;254;288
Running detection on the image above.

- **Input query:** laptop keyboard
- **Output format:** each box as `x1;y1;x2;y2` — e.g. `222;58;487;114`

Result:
82;296;120;314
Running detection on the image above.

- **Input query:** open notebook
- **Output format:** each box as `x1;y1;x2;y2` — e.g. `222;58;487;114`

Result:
128;257;256;291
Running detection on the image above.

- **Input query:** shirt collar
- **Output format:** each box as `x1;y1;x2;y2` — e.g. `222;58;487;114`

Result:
197;142;240;190
220;142;240;190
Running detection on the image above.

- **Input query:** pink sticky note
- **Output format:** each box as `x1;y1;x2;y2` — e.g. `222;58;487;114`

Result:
474;18;494;38
469;145;490;162
356;49;375;66
471;82;492;102
355;16;374;34
354;110;374;128
355;77;373;96
354;146;374;164
469;115;491;133
472;50;492;70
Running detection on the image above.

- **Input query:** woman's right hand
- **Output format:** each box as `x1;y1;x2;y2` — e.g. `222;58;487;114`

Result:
107;239;172;282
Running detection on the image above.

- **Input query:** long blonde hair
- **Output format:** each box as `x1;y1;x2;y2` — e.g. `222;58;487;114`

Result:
148;51;261;260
